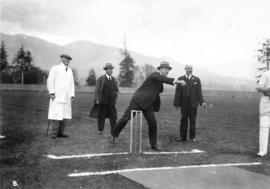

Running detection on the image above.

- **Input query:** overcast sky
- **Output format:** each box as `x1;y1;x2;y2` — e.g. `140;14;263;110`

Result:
1;0;270;78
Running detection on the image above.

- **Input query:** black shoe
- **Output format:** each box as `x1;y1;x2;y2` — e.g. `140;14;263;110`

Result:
175;138;186;142
51;136;57;139
98;131;103;135
57;133;69;138
151;146;162;151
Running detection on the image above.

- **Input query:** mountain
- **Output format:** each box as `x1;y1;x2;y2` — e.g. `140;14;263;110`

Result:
0;33;255;90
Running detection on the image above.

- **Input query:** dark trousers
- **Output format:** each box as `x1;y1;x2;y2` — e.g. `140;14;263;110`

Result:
113;101;157;147
98;104;117;135
51;119;67;137
180;107;197;140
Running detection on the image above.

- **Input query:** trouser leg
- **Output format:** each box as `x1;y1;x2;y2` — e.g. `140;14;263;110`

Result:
180;108;189;140
108;105;117;136
51;120;59;137
143;106;157;147
189;108;197;139
113;101;140;137
98;105;107;132
59;119;67;134
258;115;270;155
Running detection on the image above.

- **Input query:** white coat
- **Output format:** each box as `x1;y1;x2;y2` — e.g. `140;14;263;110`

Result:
47;63;75;120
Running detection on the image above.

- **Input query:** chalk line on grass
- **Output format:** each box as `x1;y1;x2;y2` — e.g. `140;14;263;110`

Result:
68;162;262;177
46;149;205;159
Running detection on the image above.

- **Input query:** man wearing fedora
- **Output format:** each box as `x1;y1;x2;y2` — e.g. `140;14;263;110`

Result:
47;54;75;139
112;61;186;151
174;65;206;142
94;63;119;136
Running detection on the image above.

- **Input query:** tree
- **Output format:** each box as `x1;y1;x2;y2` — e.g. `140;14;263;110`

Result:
72;68;80;86
142;63;156;78
12;45;33;84
86;68;97;86
0;41;8;72
257;39;270;82
118;50;136;87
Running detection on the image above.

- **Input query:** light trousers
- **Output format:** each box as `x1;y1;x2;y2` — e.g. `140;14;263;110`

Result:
258;115;270;156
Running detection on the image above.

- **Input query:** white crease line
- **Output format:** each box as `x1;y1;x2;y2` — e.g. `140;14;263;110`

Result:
46;149;205;160
143;149;204;155
68;162;262;177
47;152;129;159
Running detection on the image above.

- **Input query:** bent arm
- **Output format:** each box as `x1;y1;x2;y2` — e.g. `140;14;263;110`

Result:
94;77;101;102
152;73;175;85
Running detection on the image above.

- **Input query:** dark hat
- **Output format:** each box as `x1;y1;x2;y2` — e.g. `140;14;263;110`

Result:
103;63;114;70
60;54;72;60
157;61;172;70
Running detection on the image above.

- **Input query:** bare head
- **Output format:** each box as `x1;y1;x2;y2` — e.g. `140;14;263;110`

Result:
185;65;193;75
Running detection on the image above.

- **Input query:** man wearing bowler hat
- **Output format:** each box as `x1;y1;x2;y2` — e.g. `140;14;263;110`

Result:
47;54;75;139
112;61;186;151
94;63;119;136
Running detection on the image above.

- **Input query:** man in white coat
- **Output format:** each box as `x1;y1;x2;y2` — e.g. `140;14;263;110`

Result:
47;54;75;139
256;70;270;157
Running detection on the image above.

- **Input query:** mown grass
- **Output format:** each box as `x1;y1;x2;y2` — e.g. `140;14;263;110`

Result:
0;90;269;189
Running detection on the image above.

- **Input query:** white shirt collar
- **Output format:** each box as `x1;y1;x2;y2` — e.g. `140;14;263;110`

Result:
61;62;68;70
186;74;192;79
106;74;112;80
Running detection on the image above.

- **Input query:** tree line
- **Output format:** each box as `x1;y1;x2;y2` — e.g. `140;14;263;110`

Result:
0;41;48;84
0;40;157;86
85;49;156;87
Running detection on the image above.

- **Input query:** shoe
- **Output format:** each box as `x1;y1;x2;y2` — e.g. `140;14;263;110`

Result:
175;138;186;142
110;136;116;144
191;138;196;142
256;153;266;157
51;136;57;139
151;146;162;151
57;133;69;138
0;135;5;139
98;131;103;135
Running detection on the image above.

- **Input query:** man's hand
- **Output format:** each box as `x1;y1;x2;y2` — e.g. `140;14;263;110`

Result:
95;100;99;104
50;94;55;100
263;91;270;97
174;79;186;86
202;103;207;109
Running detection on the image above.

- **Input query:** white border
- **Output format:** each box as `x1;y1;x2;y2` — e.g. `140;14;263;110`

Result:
68;162;262;177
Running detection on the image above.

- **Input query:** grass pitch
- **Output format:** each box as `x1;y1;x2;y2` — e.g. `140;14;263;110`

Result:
0;90;269;189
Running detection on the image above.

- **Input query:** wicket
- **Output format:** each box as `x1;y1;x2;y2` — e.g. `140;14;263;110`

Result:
130;110;143;154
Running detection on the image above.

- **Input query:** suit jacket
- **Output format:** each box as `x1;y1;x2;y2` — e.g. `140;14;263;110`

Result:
174;75;204;108
132;72;174;112
94;75;119;103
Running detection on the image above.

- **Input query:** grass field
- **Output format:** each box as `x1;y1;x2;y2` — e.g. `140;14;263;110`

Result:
0;90;270;189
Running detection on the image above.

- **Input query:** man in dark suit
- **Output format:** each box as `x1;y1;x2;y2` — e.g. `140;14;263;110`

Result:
94;63;119;136
112;61;186;151
174;65;207;142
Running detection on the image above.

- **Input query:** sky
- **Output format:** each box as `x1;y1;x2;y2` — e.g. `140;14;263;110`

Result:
1;0;270;78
